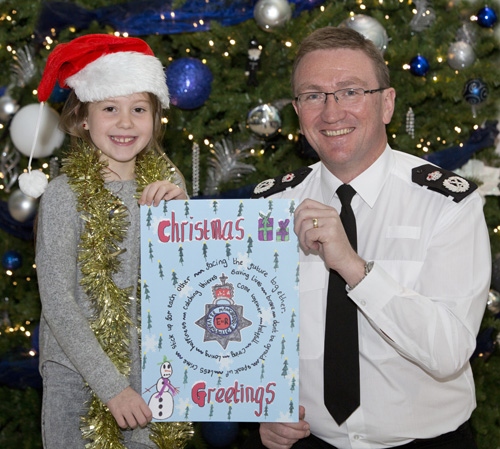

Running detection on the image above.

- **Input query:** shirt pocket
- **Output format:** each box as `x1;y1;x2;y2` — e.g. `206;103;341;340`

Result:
299;261;327;360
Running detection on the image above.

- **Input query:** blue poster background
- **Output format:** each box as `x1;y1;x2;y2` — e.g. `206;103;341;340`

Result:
141;198;299;422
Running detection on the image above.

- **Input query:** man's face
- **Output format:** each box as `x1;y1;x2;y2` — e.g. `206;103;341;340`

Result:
292;48;395;181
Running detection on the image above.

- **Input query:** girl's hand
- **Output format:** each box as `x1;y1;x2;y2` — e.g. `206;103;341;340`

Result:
107;386;153;429
139;180;188;206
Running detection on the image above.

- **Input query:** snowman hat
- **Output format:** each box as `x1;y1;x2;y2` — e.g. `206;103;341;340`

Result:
37;33;170;108
19;34;170;199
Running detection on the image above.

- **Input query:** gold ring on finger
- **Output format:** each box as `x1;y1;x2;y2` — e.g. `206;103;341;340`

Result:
312;218;319;228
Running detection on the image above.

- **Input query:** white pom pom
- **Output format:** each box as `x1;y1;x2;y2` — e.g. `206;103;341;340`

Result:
18;170;48;198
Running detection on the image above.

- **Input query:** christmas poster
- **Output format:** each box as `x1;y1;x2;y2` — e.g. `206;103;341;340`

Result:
140;198;300;422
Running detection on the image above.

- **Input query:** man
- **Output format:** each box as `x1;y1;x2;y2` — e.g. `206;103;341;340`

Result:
247;26;490;449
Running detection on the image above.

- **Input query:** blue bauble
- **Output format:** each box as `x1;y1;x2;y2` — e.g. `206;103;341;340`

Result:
2;250;22;270
477;6;497;28
201;421;239;447
409;55;430;76
463;78;489;105
49;81;71;103
166;58;213;110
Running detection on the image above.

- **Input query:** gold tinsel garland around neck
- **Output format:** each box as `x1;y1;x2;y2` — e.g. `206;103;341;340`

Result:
62;144;193;448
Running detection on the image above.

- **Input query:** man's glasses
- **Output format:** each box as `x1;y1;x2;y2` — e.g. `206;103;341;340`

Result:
295;87;387;109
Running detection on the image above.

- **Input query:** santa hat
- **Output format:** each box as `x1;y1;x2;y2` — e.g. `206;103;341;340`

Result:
19;34;170;199
38;34;170;108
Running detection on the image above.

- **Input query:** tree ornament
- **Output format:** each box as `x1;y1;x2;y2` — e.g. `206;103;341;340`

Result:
253;0;292;31
204;137;257;196
340;14;388;53
409;55;430;76
7;188;38;222
476;6;497;28
247;104;282;137
10;45;36;88
166;57;213;110
463;78;488;118
0;93;19;124
18;170;48;199
1;143;20;192
9;103;65;158
49;81;71;104
1;250;22;270
246;37;262;86
406;107;415;139
409;0;436;32
487;290;500;314
447;41;475;70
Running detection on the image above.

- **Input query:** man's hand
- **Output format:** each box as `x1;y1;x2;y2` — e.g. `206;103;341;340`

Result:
259;406;310;449
106;386;153;429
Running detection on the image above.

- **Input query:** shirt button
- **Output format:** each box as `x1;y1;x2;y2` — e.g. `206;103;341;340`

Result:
360;300;366;306
353;435;360;440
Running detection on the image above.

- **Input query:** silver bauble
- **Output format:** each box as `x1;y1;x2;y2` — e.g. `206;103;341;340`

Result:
7;188;38;222
247;104;282;137
447;41;476;70
340;14;389;53
254;0;292;31
0;94;19;124
487;290;500;315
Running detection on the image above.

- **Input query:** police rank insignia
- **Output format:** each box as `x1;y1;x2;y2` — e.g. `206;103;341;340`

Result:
412;164;477;203
252;166;312;198
195;273;252;349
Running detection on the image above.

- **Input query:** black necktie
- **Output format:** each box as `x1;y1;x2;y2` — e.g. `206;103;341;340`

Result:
324;184;360;425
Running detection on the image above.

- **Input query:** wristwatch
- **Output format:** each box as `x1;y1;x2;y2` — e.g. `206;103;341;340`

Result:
347;260;374;291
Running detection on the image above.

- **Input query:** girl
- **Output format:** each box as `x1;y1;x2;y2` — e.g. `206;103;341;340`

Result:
27;34;188;448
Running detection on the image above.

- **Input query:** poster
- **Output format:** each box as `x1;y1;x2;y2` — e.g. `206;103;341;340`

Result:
140;198;299;422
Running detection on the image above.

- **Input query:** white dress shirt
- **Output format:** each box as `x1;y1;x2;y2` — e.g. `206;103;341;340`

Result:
270;146;491;448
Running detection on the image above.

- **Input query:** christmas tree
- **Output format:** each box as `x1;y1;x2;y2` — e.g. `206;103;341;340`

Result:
1;0;500;448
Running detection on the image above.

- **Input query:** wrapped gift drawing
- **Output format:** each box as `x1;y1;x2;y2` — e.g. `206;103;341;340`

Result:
258;211;273;241
276;219;290;242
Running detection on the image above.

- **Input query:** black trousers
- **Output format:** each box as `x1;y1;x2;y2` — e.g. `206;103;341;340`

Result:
242;420;477;449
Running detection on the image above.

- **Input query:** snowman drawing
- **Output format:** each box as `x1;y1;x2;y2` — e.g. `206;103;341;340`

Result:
147;360;179;420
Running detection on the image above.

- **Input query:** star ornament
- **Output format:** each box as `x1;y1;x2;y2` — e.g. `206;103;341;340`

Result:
196;302;252;349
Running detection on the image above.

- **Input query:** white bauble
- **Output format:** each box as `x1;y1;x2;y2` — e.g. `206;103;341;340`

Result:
340;14;389;53
10;103;65;158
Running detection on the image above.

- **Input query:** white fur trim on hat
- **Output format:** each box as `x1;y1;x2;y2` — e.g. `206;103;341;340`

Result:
66;51;170;108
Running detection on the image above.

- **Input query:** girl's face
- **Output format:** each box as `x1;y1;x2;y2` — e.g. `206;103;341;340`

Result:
83;92;154;179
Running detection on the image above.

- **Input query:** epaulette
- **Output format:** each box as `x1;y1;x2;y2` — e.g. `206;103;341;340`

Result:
251;166;313;198
412;164;477;203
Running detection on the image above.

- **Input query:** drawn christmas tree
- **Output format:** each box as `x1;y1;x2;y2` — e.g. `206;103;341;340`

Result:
178;245;184;265
143;281;151;302
146;208;153;228
282;358;289;377
274;250;279;271
289;200;296;215
237;201;244;217
147;310;153;330
163;199;168;216
148;240;154;261
296;336;300;354
202;242;208;260
260;360;265;381
295;264;300;285
209;403;214;419
281;335;286;357
183;367;188;387
158;334;163;350
289;398;294;416
142;352;147;370
217;374;222;387
227;404;232;420
268;199;273;213
290;309;296;330
247;235;253;256
290;376;296;393
158;261;164;279
212;200;218;214
264;404;269;419
184;405;190;419
225;242;231;258
184;200;190;217
171;269;178;286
